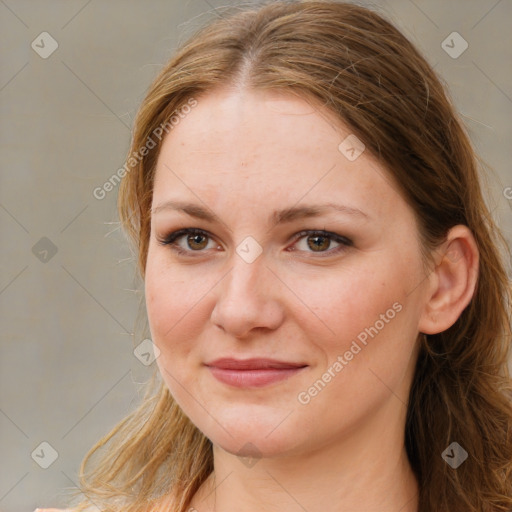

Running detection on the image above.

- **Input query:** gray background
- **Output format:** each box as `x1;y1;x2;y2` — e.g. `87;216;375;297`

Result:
1;1;511;511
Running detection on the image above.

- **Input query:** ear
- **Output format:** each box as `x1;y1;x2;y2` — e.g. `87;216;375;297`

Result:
418;225;479;335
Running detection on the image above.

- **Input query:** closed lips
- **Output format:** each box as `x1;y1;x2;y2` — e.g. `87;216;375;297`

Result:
205;358;308;370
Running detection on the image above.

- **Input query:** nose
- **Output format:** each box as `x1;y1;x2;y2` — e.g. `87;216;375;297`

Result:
210;253;285;339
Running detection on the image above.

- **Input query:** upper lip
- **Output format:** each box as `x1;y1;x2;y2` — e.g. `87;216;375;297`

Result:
205;358;308;370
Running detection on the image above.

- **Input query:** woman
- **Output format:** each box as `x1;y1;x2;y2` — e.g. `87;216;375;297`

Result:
38;1;512;511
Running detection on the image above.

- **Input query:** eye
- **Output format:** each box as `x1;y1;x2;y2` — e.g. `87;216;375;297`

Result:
156;228;218;255
290;230;352;257
157;228;352;258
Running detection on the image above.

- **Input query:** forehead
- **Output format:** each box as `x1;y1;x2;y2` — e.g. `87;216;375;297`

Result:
156;88;349;170
152;88;403;222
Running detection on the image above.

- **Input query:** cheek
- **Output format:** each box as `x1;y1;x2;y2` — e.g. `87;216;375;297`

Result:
289;258;419;399
293;270;417;424
145;253;194;348
289;265;398;351
144;250;220;362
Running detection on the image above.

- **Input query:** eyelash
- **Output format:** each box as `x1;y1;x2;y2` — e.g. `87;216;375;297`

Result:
156;228;353;258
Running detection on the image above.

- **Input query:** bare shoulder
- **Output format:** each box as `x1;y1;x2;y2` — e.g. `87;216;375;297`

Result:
34;507;85;512
35;494;177;512
35;509;71;512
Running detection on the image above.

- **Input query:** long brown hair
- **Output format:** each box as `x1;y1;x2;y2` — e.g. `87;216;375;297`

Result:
68;2;512;511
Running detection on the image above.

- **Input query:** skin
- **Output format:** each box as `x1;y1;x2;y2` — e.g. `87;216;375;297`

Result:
144;87;479;512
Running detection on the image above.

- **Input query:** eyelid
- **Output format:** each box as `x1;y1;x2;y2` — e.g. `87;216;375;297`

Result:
156;228;218;253
291;229;352;248
156;227;352;257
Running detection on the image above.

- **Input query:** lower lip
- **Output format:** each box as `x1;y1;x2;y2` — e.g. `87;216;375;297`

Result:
207;366;306;388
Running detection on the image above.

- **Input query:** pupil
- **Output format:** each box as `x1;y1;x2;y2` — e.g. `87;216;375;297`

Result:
309;235;329;251
189;234;206;249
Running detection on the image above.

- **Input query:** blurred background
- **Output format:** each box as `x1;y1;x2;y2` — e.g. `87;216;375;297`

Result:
1;0;511;510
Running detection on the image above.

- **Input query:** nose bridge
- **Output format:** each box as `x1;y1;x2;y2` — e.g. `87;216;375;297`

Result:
211;248;283;336
222;249;269;306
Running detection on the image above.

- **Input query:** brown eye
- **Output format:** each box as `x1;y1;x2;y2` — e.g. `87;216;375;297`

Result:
187;233;208;250
292;230;352;257
157;228;217;255
306;234;331;252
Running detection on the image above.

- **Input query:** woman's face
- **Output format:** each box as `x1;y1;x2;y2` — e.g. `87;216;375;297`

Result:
145;88;430;458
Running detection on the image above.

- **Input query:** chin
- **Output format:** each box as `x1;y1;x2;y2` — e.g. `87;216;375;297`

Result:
196;412;306;460
215;433;298;460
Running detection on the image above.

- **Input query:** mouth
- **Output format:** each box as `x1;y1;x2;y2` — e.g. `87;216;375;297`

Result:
204;358;308;388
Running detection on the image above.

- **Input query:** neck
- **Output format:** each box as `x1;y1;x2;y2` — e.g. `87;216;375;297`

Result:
190;395;419;512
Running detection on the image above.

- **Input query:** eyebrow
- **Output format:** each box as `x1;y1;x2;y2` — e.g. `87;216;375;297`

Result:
151;200;369;228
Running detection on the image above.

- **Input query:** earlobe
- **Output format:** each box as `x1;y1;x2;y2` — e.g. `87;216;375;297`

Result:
418;225;479;335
